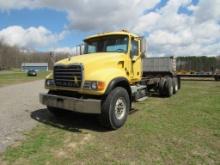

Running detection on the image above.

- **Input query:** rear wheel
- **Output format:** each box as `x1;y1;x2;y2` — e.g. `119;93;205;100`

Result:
172;77;178;94
159;78;166;97
99;87;130;130
215;75;220;81
177;76;181;89
164;77;173;97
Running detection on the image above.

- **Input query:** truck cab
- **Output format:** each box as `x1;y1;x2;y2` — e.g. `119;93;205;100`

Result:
40;30;179;129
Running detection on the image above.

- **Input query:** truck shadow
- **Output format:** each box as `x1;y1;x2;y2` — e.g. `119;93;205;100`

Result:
31;109;108;133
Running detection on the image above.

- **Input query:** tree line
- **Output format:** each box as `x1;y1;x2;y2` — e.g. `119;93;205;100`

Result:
176;56;220;72
0;42;69;70
0;42;220;72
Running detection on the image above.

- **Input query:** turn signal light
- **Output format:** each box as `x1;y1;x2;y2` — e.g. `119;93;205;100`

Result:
97;81;105;90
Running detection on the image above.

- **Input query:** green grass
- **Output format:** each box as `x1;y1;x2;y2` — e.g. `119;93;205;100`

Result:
0;71;50;87
1;81;220;164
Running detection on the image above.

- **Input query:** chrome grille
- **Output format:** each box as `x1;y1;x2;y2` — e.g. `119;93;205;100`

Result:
54;65;83;88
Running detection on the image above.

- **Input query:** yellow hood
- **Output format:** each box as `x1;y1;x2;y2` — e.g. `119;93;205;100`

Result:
55;53;126;81
56;53;124;66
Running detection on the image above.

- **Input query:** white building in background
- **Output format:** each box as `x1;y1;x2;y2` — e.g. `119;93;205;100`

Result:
21;63;48;72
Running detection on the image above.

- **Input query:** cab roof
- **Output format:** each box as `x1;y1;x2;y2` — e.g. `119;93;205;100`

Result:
84;30;139;41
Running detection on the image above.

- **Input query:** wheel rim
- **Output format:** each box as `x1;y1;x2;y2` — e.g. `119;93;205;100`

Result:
114;97;126;120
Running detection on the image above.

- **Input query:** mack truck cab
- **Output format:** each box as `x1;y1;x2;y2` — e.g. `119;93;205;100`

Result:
40;30;180;129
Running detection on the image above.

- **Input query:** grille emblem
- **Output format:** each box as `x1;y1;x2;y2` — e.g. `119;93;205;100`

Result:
73;76;78;86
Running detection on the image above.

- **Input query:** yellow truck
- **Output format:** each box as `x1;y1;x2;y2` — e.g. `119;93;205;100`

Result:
40;30;180;129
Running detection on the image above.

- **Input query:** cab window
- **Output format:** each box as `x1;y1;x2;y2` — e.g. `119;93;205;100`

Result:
84;35;128;54
131;39;138;57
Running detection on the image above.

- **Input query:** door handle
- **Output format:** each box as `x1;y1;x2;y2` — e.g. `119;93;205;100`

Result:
118;61;124;68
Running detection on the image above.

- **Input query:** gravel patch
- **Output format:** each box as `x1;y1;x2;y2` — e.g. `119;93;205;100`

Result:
0;80;46;153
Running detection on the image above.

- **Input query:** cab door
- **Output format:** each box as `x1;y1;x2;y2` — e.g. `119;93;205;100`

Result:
130;38;142;82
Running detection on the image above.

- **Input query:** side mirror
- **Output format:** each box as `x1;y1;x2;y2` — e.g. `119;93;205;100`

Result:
79;44;85;55
140;37;147;58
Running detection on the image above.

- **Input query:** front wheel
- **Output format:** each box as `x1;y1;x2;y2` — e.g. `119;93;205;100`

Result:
99;87;130;130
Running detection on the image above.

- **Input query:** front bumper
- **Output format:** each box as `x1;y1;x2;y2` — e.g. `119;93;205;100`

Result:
39;93;101;114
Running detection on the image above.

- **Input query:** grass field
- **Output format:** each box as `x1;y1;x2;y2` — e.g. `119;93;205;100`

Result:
0;71;50;87
0;81;220;164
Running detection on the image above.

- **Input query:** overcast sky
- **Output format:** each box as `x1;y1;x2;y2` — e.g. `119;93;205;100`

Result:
0;0;219;56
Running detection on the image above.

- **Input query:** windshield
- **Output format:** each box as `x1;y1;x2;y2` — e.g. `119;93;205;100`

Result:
84;35;128;54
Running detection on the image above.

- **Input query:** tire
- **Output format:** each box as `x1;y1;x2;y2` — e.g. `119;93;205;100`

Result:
99;87;130;130
177;76;181;89
215;75;220;81
159;78;166;96
47;106;65;117
172;77;178;94
164;77;173;97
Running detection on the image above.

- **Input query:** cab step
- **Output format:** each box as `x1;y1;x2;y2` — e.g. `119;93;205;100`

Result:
136;96;148;102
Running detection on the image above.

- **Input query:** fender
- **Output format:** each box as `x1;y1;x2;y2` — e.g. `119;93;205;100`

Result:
104;77;131;99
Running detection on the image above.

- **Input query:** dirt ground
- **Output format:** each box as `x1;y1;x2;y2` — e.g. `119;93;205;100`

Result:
0;80;46;152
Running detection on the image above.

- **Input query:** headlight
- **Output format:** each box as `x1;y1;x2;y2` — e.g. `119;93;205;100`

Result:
91;82;97;89
83;81;105;90
46;79;55;86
